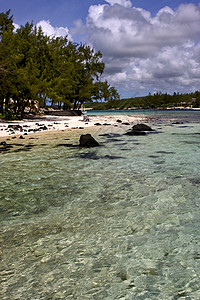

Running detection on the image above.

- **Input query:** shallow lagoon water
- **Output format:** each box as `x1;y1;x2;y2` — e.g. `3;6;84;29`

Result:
0;113;200;299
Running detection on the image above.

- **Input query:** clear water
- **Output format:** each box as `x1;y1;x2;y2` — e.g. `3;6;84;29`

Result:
0;113;200;299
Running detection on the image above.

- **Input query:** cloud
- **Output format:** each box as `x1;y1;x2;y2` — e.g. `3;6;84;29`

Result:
13;23;20;31
86;2;200;96
105;0;132;8
36;20;72;39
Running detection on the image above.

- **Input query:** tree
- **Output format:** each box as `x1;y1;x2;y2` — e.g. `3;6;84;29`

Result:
0;9;14;38
0;9;120;118
0;10;15;113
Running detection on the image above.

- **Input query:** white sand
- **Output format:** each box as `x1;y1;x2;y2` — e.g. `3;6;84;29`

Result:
0;114;146;139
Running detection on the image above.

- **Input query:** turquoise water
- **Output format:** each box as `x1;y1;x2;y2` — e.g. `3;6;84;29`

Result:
0;113;200;299
87;109;200;123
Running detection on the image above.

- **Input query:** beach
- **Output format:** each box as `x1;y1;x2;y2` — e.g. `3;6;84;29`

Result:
0;113;148;140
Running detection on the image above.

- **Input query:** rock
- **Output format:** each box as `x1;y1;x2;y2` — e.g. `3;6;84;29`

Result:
79;134;100;147
125;123;154;136
39;125;48;131
116;119;122;123
8;124;23;131
0;141;7;146
19;135;25;139
125;130;146;136
131;123;153;131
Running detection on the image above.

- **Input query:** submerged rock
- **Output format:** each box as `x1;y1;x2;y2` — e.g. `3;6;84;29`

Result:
79;134;100;148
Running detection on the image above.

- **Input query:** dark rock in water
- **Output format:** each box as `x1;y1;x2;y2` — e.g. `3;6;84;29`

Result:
99;133;121;138
125;123;154;136
13;148;31;153
116;119;122;123
78;152;124;160
99;133;111;137
122;122;130;125
0;143;13;152
172;121;183;124
104;155;124;159
132;123;153;131
189;178;200;185
156;151;175;154
125;130;146;136
19;135;25;139
79;152;100;160
79;134;100;147
94;123;101;126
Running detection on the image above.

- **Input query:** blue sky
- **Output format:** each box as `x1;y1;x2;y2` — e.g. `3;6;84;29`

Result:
1;0;200;98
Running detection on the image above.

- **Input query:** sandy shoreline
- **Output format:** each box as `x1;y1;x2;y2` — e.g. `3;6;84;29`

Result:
0;114;147;140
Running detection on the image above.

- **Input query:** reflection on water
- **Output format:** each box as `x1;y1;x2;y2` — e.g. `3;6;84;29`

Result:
0;118;200;299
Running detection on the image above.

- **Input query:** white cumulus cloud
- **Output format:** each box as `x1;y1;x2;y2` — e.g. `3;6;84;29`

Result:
86;2;200;96
36;20;72;39
105;0;132;8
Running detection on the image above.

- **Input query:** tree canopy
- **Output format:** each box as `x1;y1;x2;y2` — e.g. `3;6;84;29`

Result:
0;10;120;119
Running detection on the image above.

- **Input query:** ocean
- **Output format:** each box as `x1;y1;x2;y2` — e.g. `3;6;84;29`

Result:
0;109;200;299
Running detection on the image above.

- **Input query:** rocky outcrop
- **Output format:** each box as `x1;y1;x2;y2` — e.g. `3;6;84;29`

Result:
79;134;100;147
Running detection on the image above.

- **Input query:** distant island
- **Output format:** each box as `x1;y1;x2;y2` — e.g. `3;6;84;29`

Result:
85;91;200;111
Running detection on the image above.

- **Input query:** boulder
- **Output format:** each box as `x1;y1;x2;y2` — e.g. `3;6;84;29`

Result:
131;124;153;131
125;123;154;136
79;134;100;147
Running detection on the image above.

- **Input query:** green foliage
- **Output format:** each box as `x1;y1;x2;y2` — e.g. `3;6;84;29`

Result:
0;9;117;117
0;9;14;37
1;110;18;120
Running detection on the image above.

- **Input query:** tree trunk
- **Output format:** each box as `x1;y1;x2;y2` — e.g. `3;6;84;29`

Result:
5;94;10;112
73;100;78;110
0;97;4;113
20;102;26;119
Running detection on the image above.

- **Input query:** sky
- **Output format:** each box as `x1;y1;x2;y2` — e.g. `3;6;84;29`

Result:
1;0;200;98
